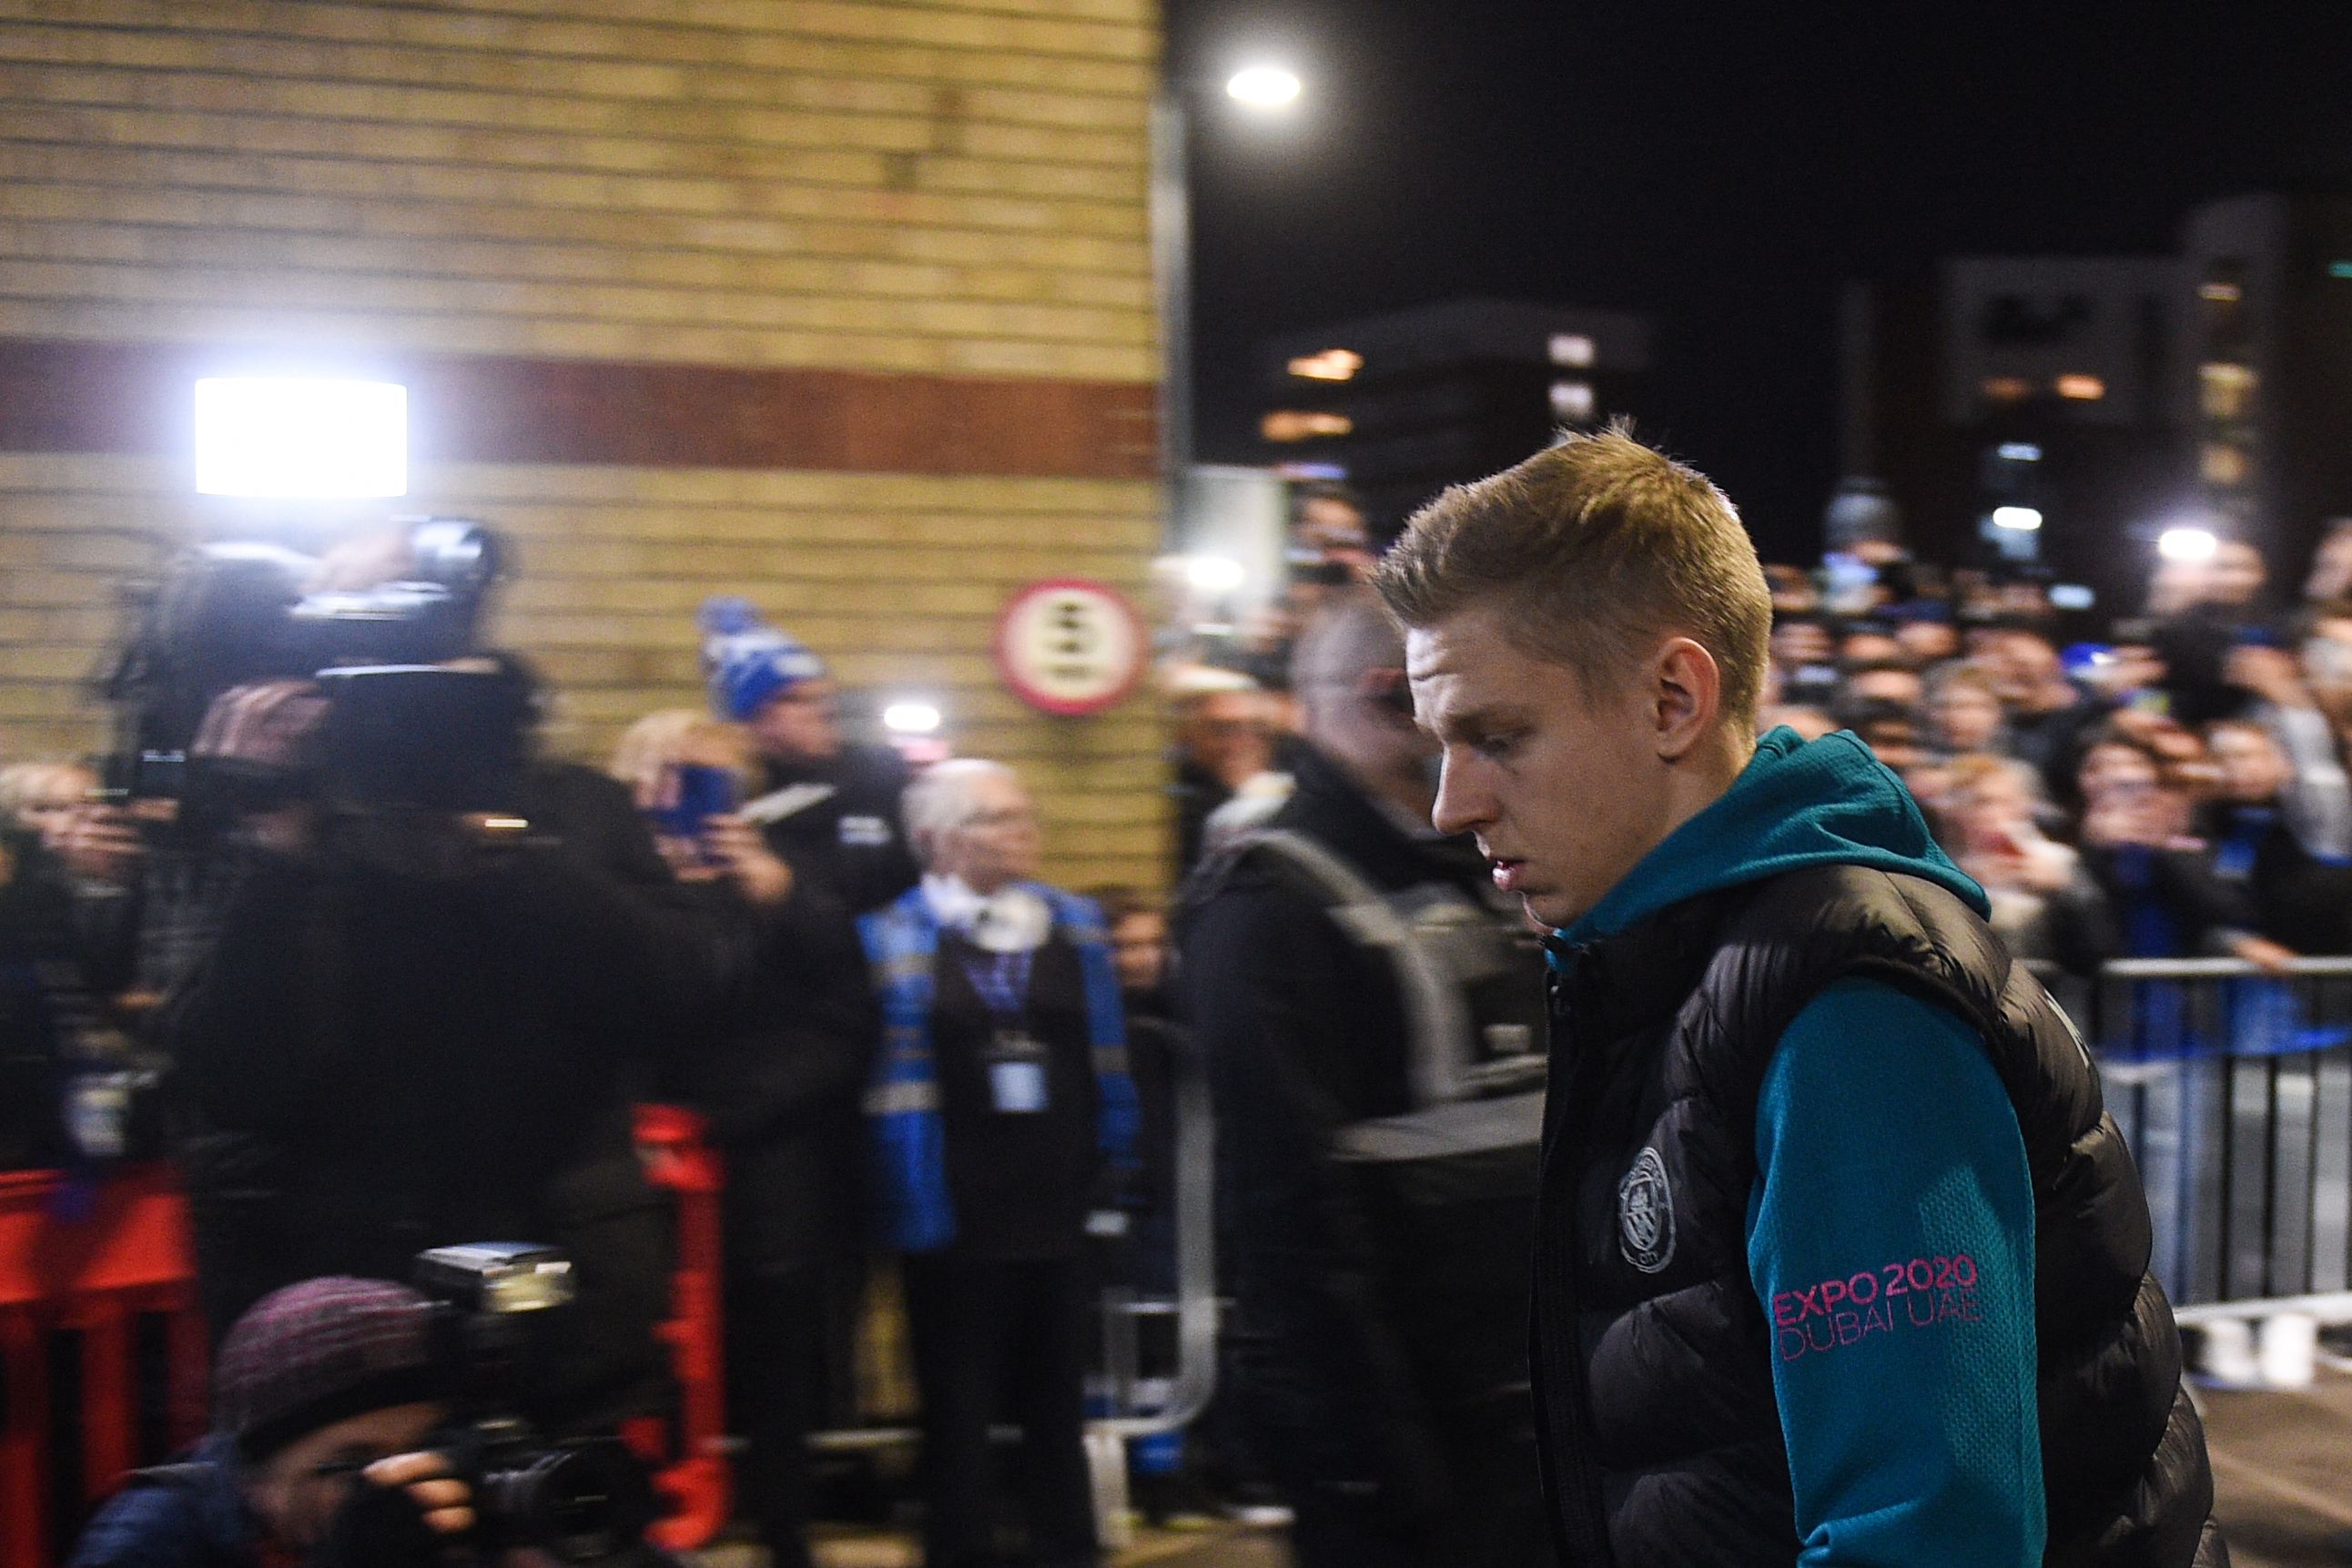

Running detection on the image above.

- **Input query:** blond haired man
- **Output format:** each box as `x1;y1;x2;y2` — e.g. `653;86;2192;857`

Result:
1377;429;2224;1567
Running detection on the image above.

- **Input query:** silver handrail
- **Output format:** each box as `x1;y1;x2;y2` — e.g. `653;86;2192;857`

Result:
2063;956;2352;1310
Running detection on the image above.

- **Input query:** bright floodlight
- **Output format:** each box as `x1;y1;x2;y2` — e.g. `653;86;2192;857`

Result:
2159;526;2219;563
195;378;407;498
1226;66;1303;107
882;701;943;736
1990;505;2043;531
1185;555;1246;593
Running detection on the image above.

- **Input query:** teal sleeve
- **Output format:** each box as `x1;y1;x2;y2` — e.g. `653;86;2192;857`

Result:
1747;977;2043;1568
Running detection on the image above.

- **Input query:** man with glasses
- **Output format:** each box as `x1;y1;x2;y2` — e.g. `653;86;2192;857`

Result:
860;759;1139;1568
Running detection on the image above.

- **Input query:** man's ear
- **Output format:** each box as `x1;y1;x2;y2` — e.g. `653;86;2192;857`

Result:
1651;637;1722;762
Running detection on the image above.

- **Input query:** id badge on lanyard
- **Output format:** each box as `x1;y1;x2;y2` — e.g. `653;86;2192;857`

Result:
965;948;1048;1114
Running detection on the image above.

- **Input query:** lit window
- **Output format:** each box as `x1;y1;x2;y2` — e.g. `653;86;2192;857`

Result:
1990;506;2043;531
1996;442;2042;462
1287;349;1363;382
1261;410;1353;443
194;378;408;498
1548;333;1596;368
2199;280;2243;303
2199;360;2256;420
2201;442;2251;486
1549;380;1596;423
1981;376;2033;403
2055;374;2106;400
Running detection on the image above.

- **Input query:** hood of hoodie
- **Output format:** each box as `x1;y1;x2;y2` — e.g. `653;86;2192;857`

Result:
1561;725;1989;946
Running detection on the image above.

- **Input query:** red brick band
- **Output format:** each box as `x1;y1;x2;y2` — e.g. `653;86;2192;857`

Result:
0;338;1158;481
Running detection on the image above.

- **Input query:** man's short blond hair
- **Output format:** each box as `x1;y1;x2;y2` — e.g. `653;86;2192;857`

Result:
1374;426;1773;730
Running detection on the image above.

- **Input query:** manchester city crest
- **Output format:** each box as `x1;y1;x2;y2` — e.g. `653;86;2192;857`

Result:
1617;1145;1676;1273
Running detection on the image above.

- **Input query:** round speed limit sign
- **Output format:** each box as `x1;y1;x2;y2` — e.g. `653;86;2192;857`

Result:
994;578;1148;717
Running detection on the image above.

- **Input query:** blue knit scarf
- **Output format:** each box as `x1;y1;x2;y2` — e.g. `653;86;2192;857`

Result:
857;882;1140;1252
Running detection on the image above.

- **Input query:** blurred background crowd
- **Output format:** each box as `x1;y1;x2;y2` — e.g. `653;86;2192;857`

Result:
1170;496;2352;979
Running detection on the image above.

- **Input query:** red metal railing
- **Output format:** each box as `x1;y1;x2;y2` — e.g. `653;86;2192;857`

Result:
0;1107;728;1568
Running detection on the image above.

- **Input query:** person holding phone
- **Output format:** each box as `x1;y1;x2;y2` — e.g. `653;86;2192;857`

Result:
697;598;920;917
608;708;877;1567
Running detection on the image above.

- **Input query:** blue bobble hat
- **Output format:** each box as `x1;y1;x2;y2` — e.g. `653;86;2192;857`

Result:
699;596;828;722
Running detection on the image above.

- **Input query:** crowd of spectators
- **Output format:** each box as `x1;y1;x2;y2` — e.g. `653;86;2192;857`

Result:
17;484;2352;1562
1;561;1171;1566
1166;517;2352;981
1751;531;2352;975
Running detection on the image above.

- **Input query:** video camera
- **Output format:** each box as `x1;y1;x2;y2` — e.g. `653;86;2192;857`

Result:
413;1242;655;1564
98;519;527;825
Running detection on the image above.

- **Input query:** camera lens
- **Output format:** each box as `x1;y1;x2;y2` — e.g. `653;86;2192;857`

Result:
477;1440;652;1564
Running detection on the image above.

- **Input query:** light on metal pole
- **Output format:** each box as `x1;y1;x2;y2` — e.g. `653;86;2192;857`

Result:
1225;66;1302;107
1151;62;1305;550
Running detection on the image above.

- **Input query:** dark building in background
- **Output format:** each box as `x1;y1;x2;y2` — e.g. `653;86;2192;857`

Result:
1842;257;2191;617
1255;298;1649;539
2184;194;2352;582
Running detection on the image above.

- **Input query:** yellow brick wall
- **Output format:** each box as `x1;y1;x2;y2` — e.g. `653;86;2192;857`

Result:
0;0;1157;375
0;1;1170;890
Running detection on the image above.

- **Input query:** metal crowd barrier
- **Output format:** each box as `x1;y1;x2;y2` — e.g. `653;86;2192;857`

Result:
2073;957;2352;1332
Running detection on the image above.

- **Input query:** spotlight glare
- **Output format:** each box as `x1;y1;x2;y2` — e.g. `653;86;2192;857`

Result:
2158;526;2219;563
194;378;408;499
1184;555;1246;593
882;701;943;736
1990;505;2043;531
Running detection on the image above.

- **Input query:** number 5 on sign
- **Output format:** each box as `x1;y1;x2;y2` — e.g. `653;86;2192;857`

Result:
995;579;1148;716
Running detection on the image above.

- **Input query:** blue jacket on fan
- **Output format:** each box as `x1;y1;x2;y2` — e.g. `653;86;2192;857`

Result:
857;882;1140;1253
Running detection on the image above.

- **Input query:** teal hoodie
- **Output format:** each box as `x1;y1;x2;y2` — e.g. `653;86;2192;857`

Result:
1562;724;1989;945
1563;727;2043;1568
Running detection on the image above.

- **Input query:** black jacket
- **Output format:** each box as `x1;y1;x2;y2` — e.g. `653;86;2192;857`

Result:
685;875;878;1271
2049;842;2260;973
163;767;735;1429
745;744;919;917
1178;742;1527;1512
2201;802;2352;955
1536;864;2224;1567
1;829;81;1169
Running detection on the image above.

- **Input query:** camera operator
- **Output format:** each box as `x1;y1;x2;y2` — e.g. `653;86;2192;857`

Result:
158;659;726;1433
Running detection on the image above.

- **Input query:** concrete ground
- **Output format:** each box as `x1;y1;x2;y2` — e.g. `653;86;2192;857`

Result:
2203;1367;2352;1567
690;1520;1287;1568
684;1377;2352;1567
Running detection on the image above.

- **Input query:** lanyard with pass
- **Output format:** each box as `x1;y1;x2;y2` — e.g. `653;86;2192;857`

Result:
963;947;1048;1114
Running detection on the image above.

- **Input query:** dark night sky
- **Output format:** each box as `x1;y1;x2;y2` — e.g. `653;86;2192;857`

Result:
1164;1;2352;561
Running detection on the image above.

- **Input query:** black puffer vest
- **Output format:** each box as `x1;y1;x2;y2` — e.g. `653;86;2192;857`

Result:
1534;864;2226;1567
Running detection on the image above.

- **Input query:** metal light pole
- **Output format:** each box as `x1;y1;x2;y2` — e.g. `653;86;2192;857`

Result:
1150;65;1303;551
